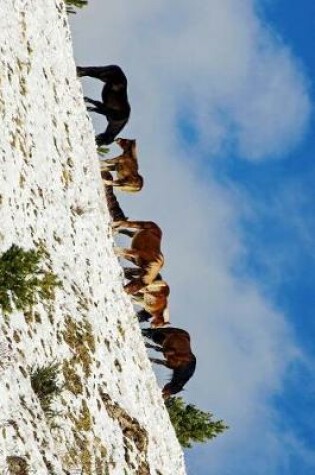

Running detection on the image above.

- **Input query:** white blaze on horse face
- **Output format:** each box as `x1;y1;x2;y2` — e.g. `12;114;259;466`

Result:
162;306;170;323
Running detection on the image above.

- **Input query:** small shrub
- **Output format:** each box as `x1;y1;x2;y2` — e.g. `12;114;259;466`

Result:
97;146;110;156
165;397;228;448
0;244;61;314
30;361;63;420
65;0;88;14
6;456;28;475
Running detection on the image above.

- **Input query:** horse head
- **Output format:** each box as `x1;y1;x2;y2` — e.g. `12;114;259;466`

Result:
162;355;196;397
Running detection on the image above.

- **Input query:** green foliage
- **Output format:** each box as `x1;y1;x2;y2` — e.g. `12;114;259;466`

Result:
97;146;110;156
30;361;63;420
0;244;61;314
165;397;228;448
65;0;88;14
6;455;28;475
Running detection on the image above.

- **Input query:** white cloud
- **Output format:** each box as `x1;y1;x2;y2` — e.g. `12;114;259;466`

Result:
70;1;312;473
71;0;310;161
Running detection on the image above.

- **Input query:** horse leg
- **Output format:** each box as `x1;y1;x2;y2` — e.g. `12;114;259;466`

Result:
101;165;116;173
124;267;141;280
118;229;136;238
131;293;144;304
104;156;122;164
149;358;168;366
99;156;121;171
124;277;146;295
111;220;131;231
113;248;139;264
84;97;108;116
84;97;104;108
142;327;174;346
112;220;160;233
99;162;116;172
145;343;163;352
107;178;138;191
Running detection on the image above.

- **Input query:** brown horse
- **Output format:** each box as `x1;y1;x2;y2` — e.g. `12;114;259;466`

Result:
103;171;128;221
112;220;164;295
100;138;143;192
130;273;170;327
142;327;196;398
77;65;130;145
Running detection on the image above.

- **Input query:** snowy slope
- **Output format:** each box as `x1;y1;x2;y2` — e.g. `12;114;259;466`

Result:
0;1;186;473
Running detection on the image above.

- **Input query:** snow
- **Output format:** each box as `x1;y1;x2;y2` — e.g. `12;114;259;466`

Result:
0;0;186;473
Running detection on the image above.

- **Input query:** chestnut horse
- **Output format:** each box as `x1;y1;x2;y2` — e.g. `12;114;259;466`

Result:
103;171;127;222
100;138;143;192
112;220;164;295
77;65;130;145
128;273;170;327
142;327;196;398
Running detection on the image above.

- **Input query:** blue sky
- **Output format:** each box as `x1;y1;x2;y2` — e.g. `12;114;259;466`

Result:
70;1;315;473
182;1;315;473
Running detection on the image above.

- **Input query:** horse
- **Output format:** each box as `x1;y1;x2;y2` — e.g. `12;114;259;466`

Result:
100;138;143;192
142;327;196;398
128;273;170;327
112;220;164;295
77;65;130;145
102;171;127;222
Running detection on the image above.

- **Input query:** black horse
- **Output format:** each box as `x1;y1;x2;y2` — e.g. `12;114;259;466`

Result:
77;65;131;146
142;327;196;398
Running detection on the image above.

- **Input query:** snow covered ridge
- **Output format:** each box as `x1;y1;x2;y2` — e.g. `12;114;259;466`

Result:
0;1;186;473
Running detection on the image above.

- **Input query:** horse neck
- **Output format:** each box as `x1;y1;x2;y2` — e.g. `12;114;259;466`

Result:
166;357;196;394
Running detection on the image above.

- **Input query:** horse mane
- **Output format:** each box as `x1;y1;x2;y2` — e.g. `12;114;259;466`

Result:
164;354;196;395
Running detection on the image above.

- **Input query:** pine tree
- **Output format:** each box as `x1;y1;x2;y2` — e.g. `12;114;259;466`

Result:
165;397;228;448
30;361;63;421
65;0;88;14
0;244;61;314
